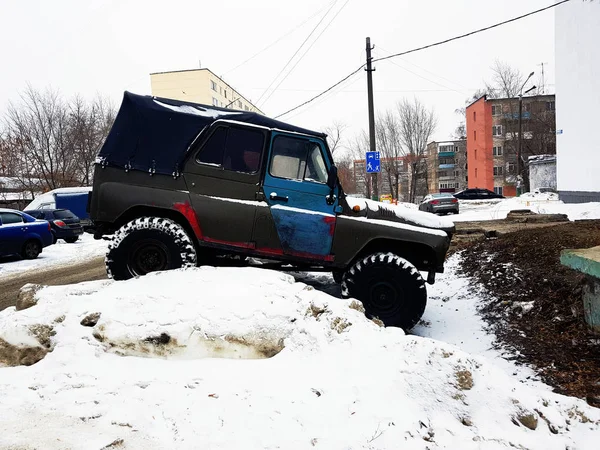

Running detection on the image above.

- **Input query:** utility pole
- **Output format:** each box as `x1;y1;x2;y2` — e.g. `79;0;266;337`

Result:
517;71;536;196
365;37;378;200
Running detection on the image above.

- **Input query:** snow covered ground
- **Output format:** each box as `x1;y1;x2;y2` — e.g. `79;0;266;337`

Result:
453;194;600;222
0;234;108;278
1;264;598;449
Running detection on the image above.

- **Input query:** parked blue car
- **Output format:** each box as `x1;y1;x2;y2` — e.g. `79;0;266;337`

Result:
0;208;54;259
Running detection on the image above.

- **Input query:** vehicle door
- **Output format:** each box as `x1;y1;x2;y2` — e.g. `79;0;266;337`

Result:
0;212;26;254
259;132;339;260
183;122;268;248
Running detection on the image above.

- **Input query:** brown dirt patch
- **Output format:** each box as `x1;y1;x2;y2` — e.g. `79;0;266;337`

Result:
460;220;600;406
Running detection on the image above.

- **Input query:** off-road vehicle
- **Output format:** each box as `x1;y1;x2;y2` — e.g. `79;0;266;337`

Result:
90;93;455;330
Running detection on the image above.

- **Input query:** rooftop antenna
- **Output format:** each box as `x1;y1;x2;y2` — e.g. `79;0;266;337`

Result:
537;62;547;94
198;60;201;69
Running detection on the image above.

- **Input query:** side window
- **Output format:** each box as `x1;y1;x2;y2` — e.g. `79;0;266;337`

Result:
198;127;227;166
270;135;328;183
223;127;264;173
0;212;24;224
197;126;264;173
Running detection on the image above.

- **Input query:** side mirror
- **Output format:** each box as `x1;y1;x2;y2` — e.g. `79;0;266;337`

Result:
326;165;338;206
327;165;338;190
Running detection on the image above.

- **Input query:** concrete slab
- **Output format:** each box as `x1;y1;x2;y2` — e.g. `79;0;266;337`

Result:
560;246;600;279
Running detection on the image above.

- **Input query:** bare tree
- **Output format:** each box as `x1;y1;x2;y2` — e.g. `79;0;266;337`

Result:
453;89;488;139
322;121;347;155
485;60;524;99
348;130;373;198
396;99;437;203
375;111;403;200
1;86;115;192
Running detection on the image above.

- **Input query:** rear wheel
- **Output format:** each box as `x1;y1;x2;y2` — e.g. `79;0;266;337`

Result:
105;217;197;281
64;237;79;244
341;252;426;330
21;240;42;260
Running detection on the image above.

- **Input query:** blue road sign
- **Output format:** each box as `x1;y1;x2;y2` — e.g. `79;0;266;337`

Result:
366;151;381;173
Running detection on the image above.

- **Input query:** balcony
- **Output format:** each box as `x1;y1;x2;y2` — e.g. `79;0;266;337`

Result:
438;151;455;158
503;112;531;120
439;163;456;170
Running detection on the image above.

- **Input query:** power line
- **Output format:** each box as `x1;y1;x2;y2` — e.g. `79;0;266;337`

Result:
274;64;364;118
222;0;338;76
372;0;570;64
274;0;570;119
255;0;339;107
260;0;352;108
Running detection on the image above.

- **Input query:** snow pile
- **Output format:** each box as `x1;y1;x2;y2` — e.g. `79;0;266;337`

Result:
454;196;600;222
1;267;598;449
346;197;454;230
0;234;108;278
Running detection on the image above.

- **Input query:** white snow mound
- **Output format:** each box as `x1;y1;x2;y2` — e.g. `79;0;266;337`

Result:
0;267;598;449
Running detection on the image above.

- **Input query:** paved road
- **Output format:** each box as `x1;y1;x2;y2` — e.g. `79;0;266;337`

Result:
0;256;107;312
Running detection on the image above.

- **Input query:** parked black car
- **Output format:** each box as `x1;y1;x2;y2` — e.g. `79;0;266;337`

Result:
419;193;459;215
24;209;83;243
453;188;505;200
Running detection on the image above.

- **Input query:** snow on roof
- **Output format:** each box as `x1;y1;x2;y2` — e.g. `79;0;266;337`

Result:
154;99;243;119
0;267;597;447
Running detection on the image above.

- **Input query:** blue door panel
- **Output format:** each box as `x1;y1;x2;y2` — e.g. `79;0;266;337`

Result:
263;131;338;259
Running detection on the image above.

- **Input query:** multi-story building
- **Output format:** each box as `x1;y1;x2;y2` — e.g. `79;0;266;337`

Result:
556;1;600;202
150;68;262;114
425;140;467;194
353;157;408;200
466;94;556;197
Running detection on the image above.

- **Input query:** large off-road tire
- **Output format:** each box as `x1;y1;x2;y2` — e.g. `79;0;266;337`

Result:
106;217;197;281
341;252;426;330
21;240;42;260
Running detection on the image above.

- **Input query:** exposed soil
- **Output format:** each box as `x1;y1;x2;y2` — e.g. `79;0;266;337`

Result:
0;256;107;312
460;220;600;407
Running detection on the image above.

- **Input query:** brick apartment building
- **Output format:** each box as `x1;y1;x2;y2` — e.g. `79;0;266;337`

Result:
466;94;556;196
353;157;409;200
425;140;467;194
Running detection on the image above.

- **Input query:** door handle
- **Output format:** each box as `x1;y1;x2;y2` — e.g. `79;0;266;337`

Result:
269;192;289;203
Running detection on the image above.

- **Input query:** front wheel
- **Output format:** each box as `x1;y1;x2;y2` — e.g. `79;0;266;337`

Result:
105;217;197;281
341;252;426;330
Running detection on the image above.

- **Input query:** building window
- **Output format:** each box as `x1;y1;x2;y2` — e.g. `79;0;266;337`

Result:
474;130;477;141
475;168;478;178
507;163;516;174
210;80;217;91
546;101;555;111
492;125;503;136
224;90;228;99
238;100;242;108
473;111;476;122
493;166;504;176
212;97;219;106
492;104;502;116
492;146;503;156
245;106;250;111
494;186;503;196
474;149;477;160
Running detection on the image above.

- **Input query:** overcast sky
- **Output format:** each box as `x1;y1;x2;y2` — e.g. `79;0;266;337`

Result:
0;0;558;147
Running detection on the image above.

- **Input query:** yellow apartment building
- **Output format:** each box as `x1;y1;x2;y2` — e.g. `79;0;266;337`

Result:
150;68;263;114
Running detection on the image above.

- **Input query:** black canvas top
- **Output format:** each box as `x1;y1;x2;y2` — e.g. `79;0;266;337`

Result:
97;91;324;176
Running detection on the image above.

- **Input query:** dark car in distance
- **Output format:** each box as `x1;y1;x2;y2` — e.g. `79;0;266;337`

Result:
0;208;54;259
419;193;459;215
24;209;83;243
453;188;505;200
